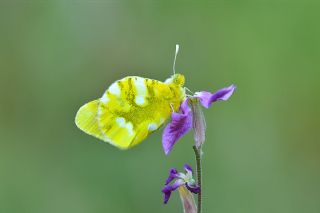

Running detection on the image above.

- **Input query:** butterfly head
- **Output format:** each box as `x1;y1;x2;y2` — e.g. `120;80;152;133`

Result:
165;73;185;87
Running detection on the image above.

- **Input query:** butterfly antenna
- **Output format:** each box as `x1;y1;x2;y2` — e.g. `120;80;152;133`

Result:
185;87;194;95
173;44;180;75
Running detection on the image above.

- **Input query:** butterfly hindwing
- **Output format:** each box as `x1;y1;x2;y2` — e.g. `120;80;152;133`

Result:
75;100;104;140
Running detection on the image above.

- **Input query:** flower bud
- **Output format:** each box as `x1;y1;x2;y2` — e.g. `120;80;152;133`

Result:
178;185;197;213
189;98;206;149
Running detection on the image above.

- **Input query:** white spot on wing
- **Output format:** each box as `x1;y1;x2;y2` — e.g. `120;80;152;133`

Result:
97;106;102;117
100;93;109;103
126;122;134;136
134;77;147;105
148;123;158;131
116;117;134;135
102;135;114;144
109;82;121;96
135;96;145;105
116;117;125;126
134;77;147;95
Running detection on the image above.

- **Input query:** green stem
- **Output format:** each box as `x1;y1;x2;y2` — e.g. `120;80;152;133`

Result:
193;146;202;213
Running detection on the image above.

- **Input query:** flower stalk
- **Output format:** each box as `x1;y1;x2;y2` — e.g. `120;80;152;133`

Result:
193;145;202;213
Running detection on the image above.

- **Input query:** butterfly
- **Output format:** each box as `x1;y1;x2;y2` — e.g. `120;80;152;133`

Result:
75;73;186;149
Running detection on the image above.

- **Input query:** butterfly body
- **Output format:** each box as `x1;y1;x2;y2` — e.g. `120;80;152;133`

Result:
75;74;186;149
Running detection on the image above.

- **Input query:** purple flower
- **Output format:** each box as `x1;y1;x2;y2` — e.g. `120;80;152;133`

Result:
162;85;236;154
162;164;200;204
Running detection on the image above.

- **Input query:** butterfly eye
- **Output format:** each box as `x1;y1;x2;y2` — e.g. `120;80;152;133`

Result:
173;74;185;87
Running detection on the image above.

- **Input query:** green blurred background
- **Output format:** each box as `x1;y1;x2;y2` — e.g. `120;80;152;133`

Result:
1;1;319;212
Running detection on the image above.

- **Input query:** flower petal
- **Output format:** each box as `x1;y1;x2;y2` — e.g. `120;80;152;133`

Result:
162;179;185;204
179;98;192;114
185;183;201;194
162;99;192;155
162;186;172;204
184;164;193;173
165;168;178;185
194;84;236;108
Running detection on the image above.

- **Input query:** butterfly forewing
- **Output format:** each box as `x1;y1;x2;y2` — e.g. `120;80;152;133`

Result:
75;75;185;149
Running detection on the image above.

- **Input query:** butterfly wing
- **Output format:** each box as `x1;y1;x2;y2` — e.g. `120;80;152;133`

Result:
75;76;185;149
75;99;105;140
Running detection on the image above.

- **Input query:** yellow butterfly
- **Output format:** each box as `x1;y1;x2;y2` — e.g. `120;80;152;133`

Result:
75;73;186;149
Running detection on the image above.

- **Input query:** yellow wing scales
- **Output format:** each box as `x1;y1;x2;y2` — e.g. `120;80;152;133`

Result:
75;100;105;140
75;74;186;149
